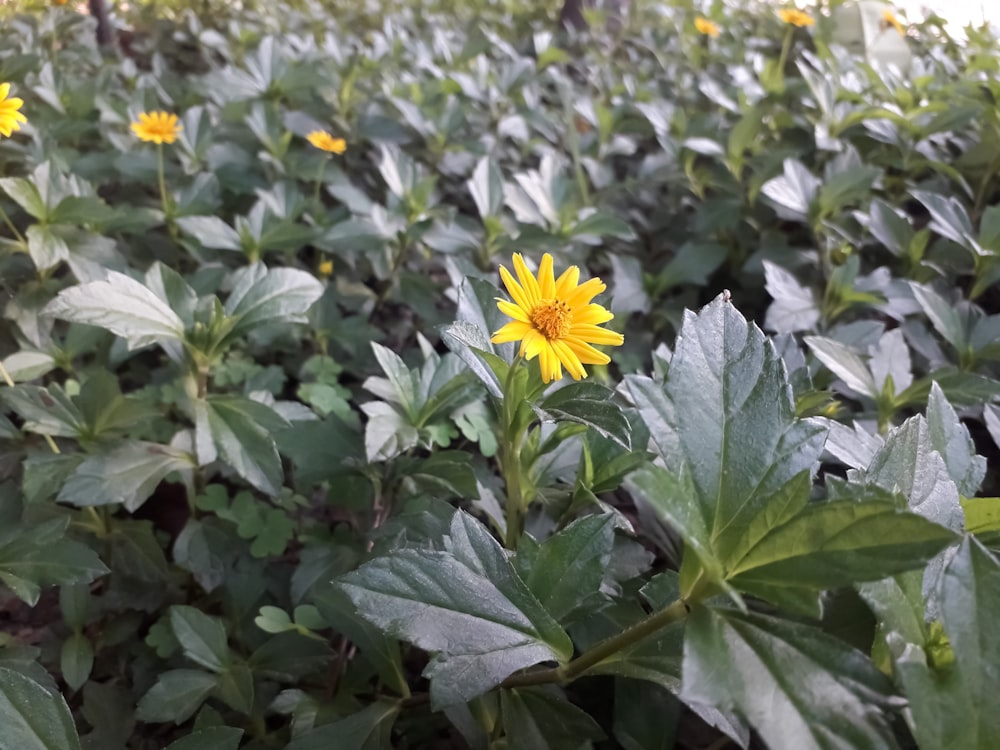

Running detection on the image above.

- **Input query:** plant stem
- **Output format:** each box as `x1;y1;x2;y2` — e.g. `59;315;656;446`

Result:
502;597;691;688
157;144;176;238
500;356;526;549
314;157;327;204
0;202;25;245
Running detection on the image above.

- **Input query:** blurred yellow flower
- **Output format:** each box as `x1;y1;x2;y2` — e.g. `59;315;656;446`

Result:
130;111;182;145
318;259;334;277
0;83;27;139
695;17;721;38
778;8;815;27
306;131;347;154
882;9;905;35
491;253;623;384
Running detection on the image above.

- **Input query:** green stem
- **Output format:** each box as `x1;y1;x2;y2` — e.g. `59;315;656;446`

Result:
157;144;176;238
0;202;25;245
313;157;327;204
500;356;526;550
502;598;691;688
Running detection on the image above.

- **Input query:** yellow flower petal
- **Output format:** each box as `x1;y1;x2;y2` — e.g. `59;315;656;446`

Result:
551;339;587;380
569;324;625;346
499;265;532;313
512;253;541;305
497;299;530;323
565;337;612;365
555;265;580;298
130;110;182;145
537;253;556;299
564;277;607;309
491;320;533;344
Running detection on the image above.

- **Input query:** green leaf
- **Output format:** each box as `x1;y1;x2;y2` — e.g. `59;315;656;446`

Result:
818;165;881;215
612;679;680;750
337;512;572;707
867;199;913;256
60;633;93;692
926;383;986;496
629;295;826;592
804;336;878;398
912;189;980;253
284;701;400;750
911;284;967;351
468;156;504;218
44;272;186;350
197;396;287;495
932;536;1000;747
0;667;82;750
0;518;108;606
760;158;818;221
312;585;408;696
962;496;1000;535
222;263;323;343
135;669;217;724
683;606;899;750
216;662;254;714
864;415;965;532
164;727;244;750
2;385;84;437
727;500;956;589
26;225;69;271
176;215;243;252
500;686;605;748
169;606;231;673
516;514;615;623
763;262;820;334
570;211;635;241
538;381;631;450
57;442;195;511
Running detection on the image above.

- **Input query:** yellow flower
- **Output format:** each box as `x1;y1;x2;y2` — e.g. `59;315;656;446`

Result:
882;9;905;35
695;17;721;38
130;111;182;145
0;83;27;139
318;259;334;277
778;8;815;27
306;131;347;154
491;253;624;384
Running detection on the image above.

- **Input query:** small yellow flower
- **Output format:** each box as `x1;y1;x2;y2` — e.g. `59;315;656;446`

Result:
318;259;334;277
778;8;815;27
882;9;905;35
491;253;624;384
130;111;182;145
695;17;721;38
0;83;27;139
306;131;347;154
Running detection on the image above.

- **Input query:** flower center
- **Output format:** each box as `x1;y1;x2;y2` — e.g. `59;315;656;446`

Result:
531;298;572;340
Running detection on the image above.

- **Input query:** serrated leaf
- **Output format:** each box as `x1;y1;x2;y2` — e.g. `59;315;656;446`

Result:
500;686;605;748
683;606;899;750
199;396;287;495
44;272;185;350
515;514;615;623
57;442;195;511
764;262;820;334
727;500;956;589
284;701;400;750
926;383;985;496
26;225;69;271
164;727;244;750
337;512;572;708
222;263;323;342
761;158;819;221
630;296;827;593
468;156;504;218
538;381;631;449
0;518;108;606
176;215;242;251
805;336;878;398
0;667;82;750
135;669;217;724
169;606;230;673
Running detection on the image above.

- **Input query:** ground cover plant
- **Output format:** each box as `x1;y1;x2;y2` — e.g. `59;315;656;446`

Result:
1;0;1000;747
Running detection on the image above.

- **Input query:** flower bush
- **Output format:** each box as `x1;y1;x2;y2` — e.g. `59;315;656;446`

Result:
1;1;1000;748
